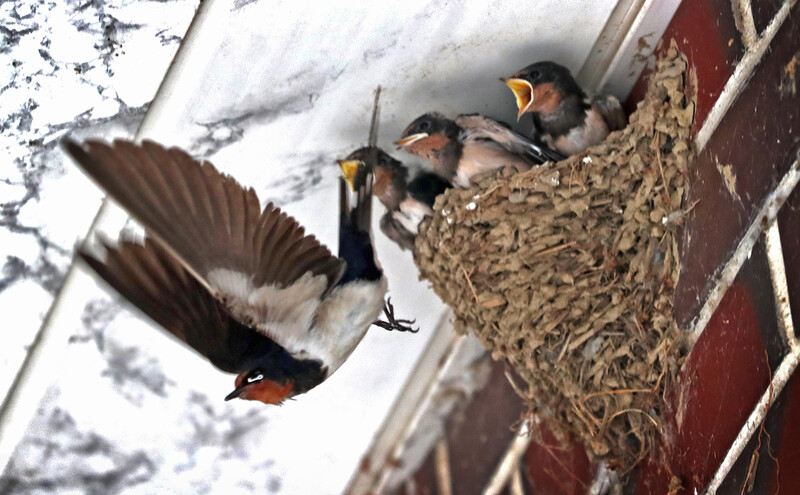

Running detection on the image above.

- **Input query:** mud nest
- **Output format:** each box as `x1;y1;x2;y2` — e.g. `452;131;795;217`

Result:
414;43;695;468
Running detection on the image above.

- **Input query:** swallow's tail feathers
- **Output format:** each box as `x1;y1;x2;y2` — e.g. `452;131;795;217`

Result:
334;87;383;285
79;237;275;374
592;94;627;132
524;132;566;163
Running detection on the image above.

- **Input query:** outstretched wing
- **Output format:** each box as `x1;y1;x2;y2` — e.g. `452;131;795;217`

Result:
455;114;565;164
65;139;345;341
591;95;627;132
80;238;279;374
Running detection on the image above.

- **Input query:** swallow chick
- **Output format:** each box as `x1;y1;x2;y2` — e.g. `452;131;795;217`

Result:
339;147;450;251
502;61;627;156
395;112;564;188
65;138;389;406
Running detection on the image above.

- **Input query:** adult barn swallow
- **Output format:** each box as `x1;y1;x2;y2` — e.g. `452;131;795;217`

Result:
65;138;388;406
502;61;627;156
339;147;450;251
395;113;564;188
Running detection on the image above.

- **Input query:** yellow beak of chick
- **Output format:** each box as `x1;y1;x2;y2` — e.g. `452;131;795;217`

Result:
501;78;534;120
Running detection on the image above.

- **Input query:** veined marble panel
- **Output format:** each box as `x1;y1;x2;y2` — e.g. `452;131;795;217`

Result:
0;0;199;400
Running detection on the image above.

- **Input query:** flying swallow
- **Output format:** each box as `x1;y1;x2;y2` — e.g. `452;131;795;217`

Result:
65;138;388;406
63;90;415;405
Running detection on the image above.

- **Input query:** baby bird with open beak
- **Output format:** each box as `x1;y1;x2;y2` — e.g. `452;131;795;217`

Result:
339;147;449;251
395;112;563;188
502;61;627;156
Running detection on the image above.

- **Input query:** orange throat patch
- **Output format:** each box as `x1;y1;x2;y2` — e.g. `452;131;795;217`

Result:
530;82;563;114
406;133;450;166
241;380;294;405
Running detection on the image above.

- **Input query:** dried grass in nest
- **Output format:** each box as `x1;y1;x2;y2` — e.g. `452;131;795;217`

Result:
414;42;695;468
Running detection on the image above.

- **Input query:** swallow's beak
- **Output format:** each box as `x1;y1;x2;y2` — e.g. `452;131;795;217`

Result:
394;133;429;149
338;160;360;191
224;385;247;401
501;78;534;120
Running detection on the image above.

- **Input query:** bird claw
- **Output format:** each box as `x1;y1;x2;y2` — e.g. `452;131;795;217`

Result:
373;297;419;333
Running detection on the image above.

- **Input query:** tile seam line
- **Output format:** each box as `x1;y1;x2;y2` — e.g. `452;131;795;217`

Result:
688;159;800;343
694;0;794;152
702;346;800;495
0;0;229;475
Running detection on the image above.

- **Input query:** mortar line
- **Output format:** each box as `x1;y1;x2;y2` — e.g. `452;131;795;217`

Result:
702;346;800;494
694;1;794;152
689;160;800;343
731;0;759;49
764;220;798;347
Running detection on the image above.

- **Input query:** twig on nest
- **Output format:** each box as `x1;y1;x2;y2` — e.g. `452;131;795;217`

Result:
373;297;419;333
460;265;478;302
580;388;655;405
533;241;578;258
504;364;528;400
608;408;659;427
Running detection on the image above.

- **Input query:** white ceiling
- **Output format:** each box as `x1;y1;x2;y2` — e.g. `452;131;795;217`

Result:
1;1;622;493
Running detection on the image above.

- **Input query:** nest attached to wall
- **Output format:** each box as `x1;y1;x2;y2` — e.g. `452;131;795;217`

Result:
414;43;695;467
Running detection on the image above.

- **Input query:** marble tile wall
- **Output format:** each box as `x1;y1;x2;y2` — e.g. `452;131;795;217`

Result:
0;0;199;402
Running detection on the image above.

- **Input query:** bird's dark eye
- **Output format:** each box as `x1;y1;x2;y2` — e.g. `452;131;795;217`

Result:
528;70;540;81
247;372;264;383
419;120;431;131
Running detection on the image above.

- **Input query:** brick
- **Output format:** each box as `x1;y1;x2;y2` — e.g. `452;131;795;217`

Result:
635;240;779;493
522;426;593;495
445;358;526;495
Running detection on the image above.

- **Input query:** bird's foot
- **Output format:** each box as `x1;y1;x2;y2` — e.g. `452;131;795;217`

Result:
373;297;418;333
